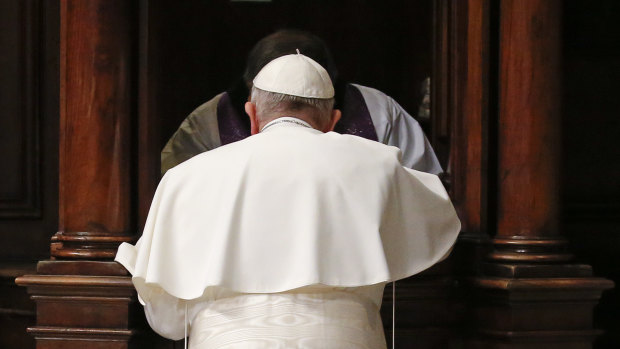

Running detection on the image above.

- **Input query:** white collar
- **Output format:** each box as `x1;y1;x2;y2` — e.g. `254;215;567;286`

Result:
260;117;314;132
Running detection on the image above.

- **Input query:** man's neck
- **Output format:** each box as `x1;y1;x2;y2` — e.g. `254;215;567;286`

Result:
259;114;321;132
260;117;315;132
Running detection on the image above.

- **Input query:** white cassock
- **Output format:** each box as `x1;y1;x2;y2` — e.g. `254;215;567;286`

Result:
116;117;461;349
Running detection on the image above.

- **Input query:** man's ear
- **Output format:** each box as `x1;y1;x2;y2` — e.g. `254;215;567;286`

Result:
245;102;259;135
324;109;342;132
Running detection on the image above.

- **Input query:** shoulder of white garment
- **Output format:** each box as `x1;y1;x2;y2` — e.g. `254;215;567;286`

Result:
122;122;459;301
162;127;406;188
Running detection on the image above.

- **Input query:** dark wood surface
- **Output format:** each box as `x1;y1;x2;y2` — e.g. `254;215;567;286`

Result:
561;1;620;347
0;0;41;220
52;0;138;260
0;263;37;349
0;0;59;348
137;0;162;231
13;1;141;348
380;260;463;349
0;0;59;260
464;1;615;348
443;0;494;278
58;0;136;237
16;273;136;349
496;0;561;239
430;0;452;167
449;0;490;237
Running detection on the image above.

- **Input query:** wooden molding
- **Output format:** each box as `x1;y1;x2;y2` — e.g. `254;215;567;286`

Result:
28;326;133;341
473;276;613;296
16;273;138;348
36;260;129;276
468;270;613;347
16;275;133;289
50;232;135;259
488;237;573;263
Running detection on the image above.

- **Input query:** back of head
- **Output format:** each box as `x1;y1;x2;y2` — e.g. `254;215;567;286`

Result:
250;88;335;127
243;30;338;86
251;52;336;127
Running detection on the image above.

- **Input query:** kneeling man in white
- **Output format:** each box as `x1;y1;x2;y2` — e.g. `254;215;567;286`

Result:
115;51;461;349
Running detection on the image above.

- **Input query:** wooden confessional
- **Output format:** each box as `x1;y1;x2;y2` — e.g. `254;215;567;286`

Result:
3;0;617;348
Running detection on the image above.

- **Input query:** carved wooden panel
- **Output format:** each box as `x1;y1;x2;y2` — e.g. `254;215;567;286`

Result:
0;1;59;347
0;263;36;349
562;3;620;348
0;0;41;218
0;0;58;259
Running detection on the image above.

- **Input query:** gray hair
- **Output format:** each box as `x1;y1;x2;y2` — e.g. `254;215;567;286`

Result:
250;86;334;125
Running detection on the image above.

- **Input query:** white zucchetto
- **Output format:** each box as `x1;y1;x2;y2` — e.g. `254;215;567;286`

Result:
252;50;335;99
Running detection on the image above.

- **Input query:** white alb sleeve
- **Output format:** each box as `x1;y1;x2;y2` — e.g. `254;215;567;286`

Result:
352;84;443;174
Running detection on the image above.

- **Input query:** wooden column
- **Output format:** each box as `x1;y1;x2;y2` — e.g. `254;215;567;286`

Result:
449;0;493;275
53;0;135;258
16;1;148;348
492;0;564;261
468;1;613;348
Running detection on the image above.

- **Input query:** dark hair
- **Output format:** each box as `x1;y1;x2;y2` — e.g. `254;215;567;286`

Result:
243;30;338;85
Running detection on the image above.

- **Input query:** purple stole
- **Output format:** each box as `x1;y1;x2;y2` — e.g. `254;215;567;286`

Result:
217;84;378;146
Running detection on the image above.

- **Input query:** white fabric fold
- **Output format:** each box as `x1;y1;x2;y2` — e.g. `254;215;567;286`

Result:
116;124;460;302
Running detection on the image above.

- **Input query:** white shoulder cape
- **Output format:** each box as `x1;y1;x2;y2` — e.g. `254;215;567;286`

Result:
116;124;460;302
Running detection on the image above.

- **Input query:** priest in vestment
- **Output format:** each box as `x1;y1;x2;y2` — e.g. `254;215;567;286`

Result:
115;52;460;348
161;30;442;176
